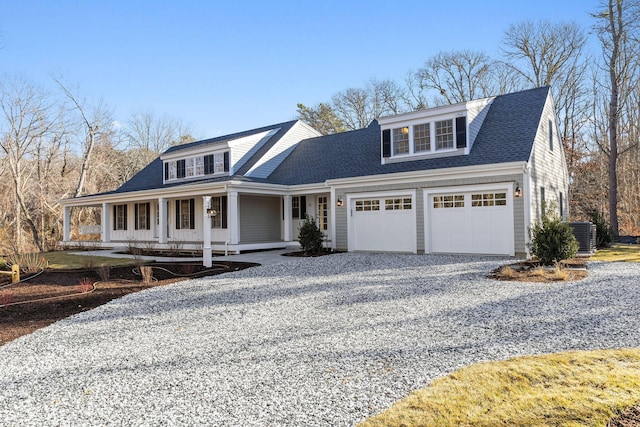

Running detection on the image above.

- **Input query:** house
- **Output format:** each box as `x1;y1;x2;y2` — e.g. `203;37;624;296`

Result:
60;86;569;265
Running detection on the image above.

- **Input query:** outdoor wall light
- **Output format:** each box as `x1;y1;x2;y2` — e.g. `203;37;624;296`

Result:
336;198;344;207
514;183;522;198
206;208;217;217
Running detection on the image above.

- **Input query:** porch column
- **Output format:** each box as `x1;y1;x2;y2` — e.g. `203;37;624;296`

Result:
202;195;212;267
228;191;240;246
158;198;168;244
101;203;111;243
283;195;292;242
63;206;71;242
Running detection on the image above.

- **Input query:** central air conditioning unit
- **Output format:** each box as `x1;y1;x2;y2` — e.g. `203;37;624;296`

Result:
569;222;597;253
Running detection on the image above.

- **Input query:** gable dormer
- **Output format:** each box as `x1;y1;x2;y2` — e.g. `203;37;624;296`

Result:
378;96;494;164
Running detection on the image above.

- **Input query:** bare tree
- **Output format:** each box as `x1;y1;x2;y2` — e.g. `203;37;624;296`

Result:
0;75;58;251
593;0;640;236
55;78;113;198
417;50;499;104
124;110;194;155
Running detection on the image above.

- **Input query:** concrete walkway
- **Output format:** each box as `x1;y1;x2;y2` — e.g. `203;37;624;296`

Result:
69;247;304;266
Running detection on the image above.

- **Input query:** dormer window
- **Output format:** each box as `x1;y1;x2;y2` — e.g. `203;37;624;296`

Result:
413;123;430;152
435;119;454;150
393;127;409;155
164;151;229;183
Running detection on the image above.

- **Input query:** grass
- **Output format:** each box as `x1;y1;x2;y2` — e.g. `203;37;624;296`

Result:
359;349;640;427
40;251;138;270
591;244;640;262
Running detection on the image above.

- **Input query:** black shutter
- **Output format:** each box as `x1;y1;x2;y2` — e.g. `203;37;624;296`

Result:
145;202;151;230
134;204;139;230
123;205;127;230
382;129;391;158
189;199;195;229
175;200;181;229
456;117;467;148
300;196;307;218
113;205;117;230
164;163;169;181
204;155;214;174
177;159;186;178
221;196;228;229
223;152;230;172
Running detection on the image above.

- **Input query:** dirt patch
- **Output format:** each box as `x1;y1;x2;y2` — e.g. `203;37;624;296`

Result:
489;258;589;282
0;261;257;346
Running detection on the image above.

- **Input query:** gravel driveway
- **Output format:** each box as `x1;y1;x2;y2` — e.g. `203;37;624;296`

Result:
1;253;639;426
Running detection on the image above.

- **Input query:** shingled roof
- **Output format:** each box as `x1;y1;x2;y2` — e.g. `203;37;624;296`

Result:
114;120;298;193
267;86;550;185
108;86;549;195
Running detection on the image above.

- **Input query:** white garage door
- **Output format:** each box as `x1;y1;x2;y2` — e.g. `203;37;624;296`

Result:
429;190;513;255
351;196;416;252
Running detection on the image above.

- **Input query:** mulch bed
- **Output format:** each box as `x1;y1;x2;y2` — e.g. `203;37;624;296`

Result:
489;258;589;282
0;261;257;346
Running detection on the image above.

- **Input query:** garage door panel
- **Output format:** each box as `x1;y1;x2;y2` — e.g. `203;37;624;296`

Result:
429;190;512;255
352;196;416;253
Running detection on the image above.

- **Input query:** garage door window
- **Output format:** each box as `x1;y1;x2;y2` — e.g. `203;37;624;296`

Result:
355;199;380;211
472;192;507;207
433;195;464;208
385;198;412;210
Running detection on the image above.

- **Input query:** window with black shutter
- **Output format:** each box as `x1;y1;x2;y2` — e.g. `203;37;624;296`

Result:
164;163;169;181
223;152;230;172
177;159;186;178
382;129;391;158
456;116;467;148
204;154;214;175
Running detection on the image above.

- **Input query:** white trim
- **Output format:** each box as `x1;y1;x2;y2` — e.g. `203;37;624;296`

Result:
347;189;417;253
378;97;494;126
423;183;514;255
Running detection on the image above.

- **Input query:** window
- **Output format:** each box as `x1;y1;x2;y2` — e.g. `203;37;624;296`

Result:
471;193;507;207
433;195;464;209
165;152;230;182
113;204;127;230
413;123;430;152
175;199;195;230
435;119;454;150
210;196;227;229
549;120;554;151
214;153;225;173
135;202;150;230
385;198;412;210
355;199;380;211
185;158;195;177
392;127;409;155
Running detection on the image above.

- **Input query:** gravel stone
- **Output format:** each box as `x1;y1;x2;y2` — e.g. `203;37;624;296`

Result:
0;253;639;426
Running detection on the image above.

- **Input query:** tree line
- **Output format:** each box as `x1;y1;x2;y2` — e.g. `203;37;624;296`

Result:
0;76;194;253
298;0;640;239
1;0;637;254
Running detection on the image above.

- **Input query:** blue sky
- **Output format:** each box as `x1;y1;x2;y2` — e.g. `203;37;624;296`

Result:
0;0;600;139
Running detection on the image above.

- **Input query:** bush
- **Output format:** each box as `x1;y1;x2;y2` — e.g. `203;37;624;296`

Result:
529;205;579;265
590;211;614;248
298;215;324;254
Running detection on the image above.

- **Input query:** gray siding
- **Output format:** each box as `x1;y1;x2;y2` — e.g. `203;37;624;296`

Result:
528;93;570;222
334;173;526;254
239;195;281;242
467;99;493;150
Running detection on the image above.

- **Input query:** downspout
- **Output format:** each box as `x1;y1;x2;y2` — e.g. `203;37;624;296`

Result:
523;163;532;259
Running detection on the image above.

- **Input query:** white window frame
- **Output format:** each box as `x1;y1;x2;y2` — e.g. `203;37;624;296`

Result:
392;127;409;155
